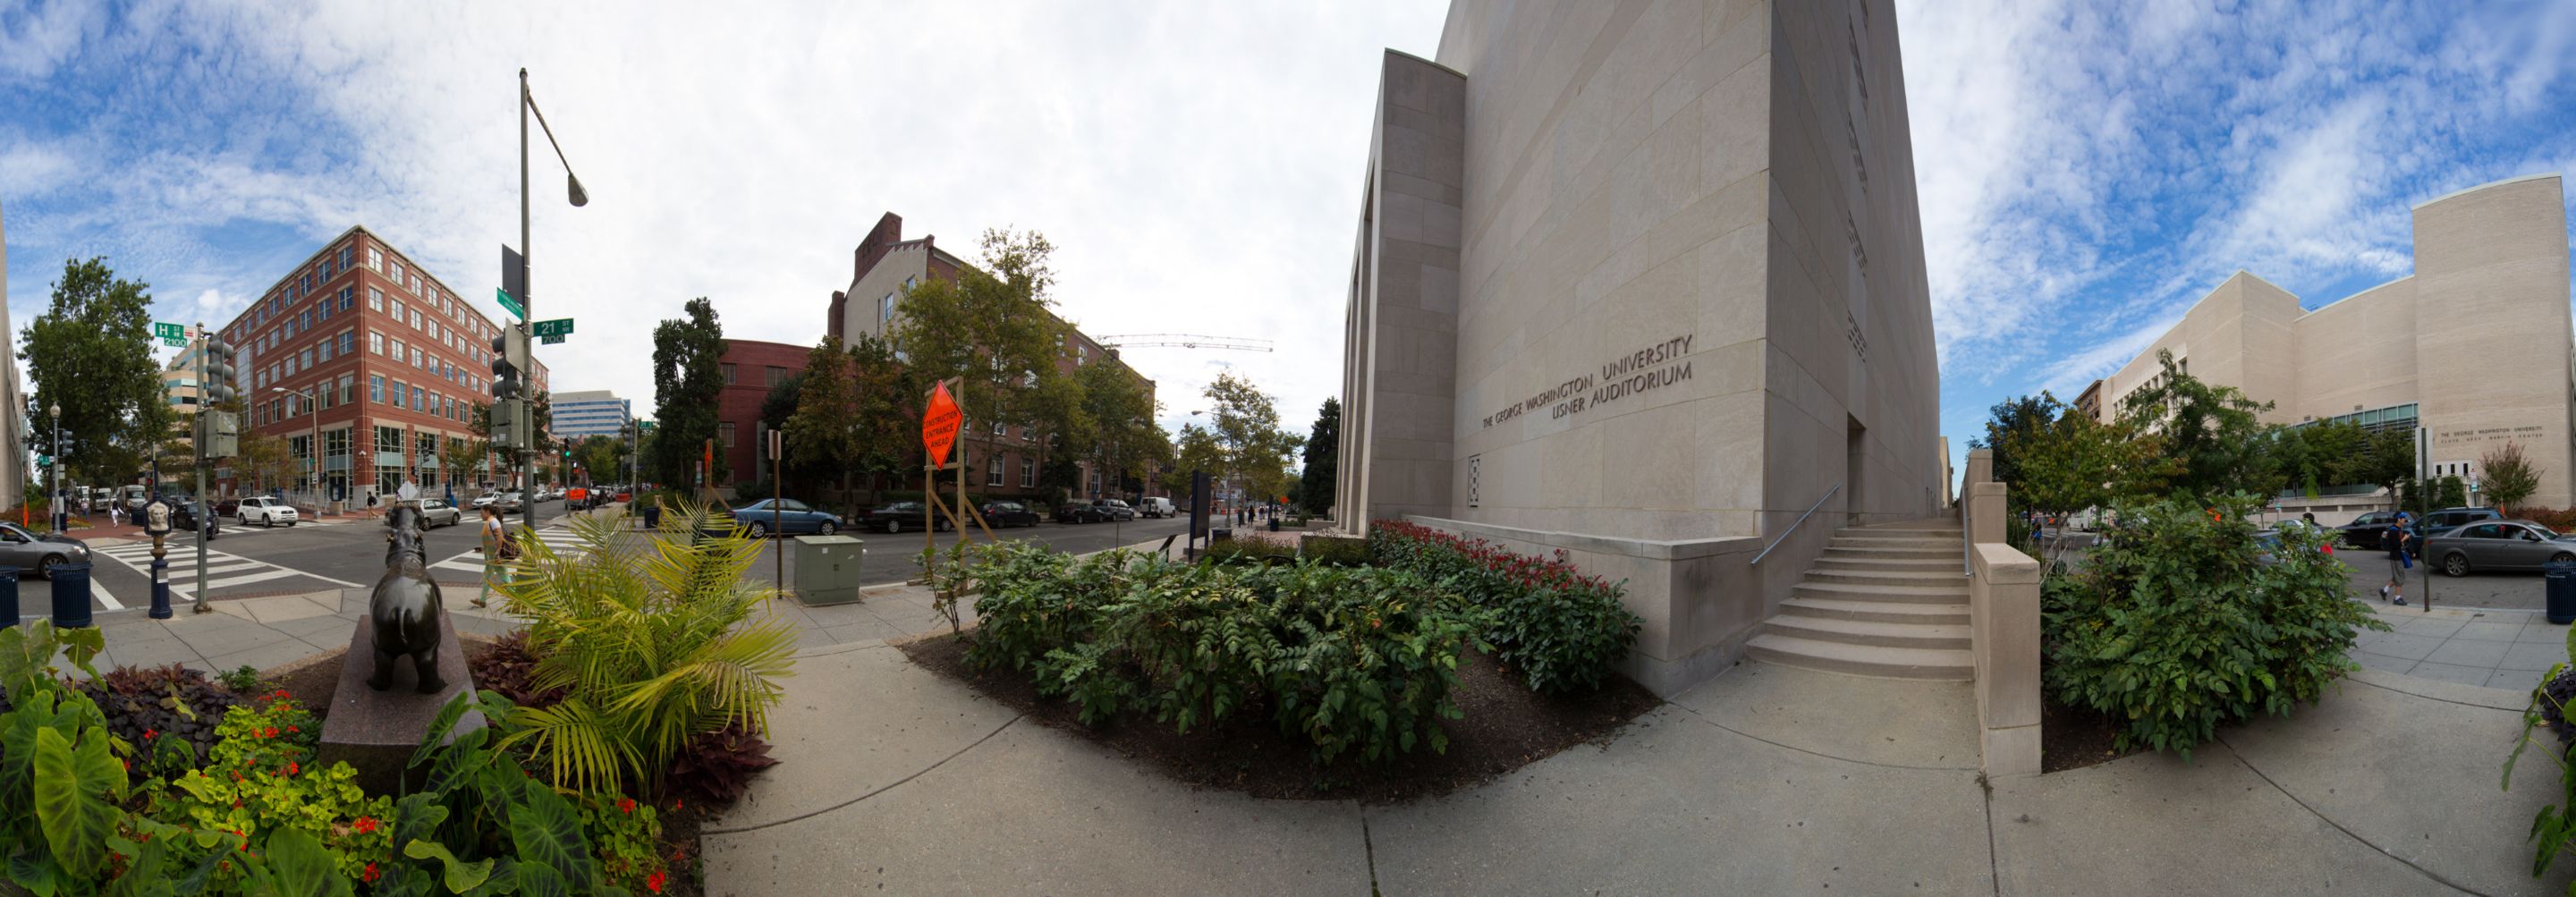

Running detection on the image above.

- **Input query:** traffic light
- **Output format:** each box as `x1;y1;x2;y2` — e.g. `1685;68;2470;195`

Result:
490;328;533;451
200;336;241;458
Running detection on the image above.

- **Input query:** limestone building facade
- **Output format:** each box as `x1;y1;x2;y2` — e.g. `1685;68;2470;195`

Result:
0;199;20;508
1337;0;1945;694
2087;174;2575;509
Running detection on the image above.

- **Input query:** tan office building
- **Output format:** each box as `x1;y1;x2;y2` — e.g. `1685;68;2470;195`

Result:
1337;0;1945;694
2089;173;2574;509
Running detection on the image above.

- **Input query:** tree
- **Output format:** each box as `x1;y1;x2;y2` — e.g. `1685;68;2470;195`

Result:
844;333;928;495
1968;393;2062;490
1075;360;1162;502
781;339;860;504
233;430;295;493
649;299;728;488
2115;350;2281;500
1298;398;1340;514
1162;422;1226;495
1201;372;1298;505
572;436;621;487
2357;428;2416;510
2483;440;2542;511
20;258;171;486
886;230;1064;495
2009;410;2169;555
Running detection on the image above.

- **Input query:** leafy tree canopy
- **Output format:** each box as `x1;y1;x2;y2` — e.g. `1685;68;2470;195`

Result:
21;258;170;486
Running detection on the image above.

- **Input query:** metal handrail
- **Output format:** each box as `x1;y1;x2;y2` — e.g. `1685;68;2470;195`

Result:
1750;483;1841;565
1960;489;1973;576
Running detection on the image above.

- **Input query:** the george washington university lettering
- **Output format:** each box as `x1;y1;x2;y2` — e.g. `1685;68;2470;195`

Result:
1482;334;1694;428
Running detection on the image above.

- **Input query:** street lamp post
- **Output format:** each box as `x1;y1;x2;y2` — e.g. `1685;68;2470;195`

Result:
520;68;589;533
48;402;63;533
270;386;319;511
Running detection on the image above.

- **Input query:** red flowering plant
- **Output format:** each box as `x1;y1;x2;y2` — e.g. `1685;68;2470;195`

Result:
152;693;394;885
580;791;670;893
1367;520;1641;693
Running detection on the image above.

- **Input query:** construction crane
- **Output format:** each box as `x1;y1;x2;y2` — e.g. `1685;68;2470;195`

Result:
1092;334;1274;352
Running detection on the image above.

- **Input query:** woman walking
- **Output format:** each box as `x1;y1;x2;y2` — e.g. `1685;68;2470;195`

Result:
476;504;508;608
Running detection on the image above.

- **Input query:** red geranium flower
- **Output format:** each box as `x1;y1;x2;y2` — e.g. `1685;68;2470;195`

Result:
645;870;665;893
363;862;380;883
142;729;157;739
619;798;636;815
284;760;299;776
352;817;379;834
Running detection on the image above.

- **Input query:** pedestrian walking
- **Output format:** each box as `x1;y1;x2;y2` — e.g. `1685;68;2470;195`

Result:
476;504;507;608
2383;512;2412;605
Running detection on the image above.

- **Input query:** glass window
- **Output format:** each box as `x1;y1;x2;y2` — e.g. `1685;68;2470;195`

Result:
411;386;423;410
391;300;405;323
299;348;313;368
340;375;354;405
389;260;404;284
318;339;331;362
340;331;355;356
411;347;422;368
721;363;737;385
369;287;384;311
368;248;383;271
718;421;735;447
1021;458;1035;487
369;377;385;403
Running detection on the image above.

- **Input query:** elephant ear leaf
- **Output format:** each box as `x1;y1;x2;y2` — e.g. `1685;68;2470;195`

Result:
34;726;125;879
506;783;597;894
6;851;67;897
410;691;477;770
510;862;567;897
103;834;176;897
247;826;352;897
402;839;496;893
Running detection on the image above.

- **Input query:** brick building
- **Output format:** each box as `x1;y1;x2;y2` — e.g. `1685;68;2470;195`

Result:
216;225;549;504
713;339;809;488
823;211;1165;504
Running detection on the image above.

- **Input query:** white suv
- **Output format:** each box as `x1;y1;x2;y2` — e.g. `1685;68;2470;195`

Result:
236;496;299;528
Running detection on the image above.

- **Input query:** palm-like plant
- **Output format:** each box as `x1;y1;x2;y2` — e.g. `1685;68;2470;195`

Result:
491;502;798;796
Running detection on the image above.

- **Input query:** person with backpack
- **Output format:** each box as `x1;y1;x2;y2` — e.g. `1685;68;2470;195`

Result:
2383;512;2412;605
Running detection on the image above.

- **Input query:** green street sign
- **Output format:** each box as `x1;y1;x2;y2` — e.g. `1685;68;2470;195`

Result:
496;287;526;319
35;455;47;466
533;318;575;338
161;337;187;348
541;334;566;345
153;322;184;341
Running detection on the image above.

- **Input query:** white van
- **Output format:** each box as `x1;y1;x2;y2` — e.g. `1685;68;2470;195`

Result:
1136;497;1176;519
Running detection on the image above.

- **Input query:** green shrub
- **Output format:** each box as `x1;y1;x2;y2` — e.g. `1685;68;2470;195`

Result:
497;503;799;797
964;544;1476;762
1301;535;1370;566
1367;520;1640;693
162;694;393;885
1201;537;1294;565
77;663;242;783
2042;495;2387;758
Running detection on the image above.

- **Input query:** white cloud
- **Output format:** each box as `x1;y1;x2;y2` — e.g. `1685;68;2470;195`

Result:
3;1;1446;440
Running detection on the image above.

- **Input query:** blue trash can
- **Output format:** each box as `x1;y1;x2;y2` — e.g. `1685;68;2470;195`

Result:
49;563;92;629
2548;561;2576;625
0;566;18;630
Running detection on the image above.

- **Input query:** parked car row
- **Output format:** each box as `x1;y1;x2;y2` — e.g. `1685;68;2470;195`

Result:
2336;507;2504;554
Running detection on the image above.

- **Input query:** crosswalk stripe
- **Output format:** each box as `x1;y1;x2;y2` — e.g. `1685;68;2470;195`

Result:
206;569;298;589
91;580;123;611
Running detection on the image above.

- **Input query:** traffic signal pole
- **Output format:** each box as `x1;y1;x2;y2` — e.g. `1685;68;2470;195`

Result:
521;68;535;535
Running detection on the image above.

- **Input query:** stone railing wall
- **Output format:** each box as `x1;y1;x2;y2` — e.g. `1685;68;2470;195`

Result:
1963;448;2041;776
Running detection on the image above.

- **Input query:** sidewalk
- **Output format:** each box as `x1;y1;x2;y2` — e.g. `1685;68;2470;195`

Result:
2351;599;2567;690
698;603;2576;895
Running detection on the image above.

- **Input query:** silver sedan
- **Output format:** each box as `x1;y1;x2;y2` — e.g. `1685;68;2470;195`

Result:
0;522;92;578
2426;520;2576;576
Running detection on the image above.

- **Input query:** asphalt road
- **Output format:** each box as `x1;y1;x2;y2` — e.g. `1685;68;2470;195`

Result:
54;501;1202;620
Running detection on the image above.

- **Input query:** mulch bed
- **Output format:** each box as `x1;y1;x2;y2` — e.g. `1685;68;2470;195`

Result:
254;637;715;897
2040;696;2135;773
894;630;1665;803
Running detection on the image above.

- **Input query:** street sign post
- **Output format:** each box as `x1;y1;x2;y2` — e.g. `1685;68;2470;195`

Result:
532;318;575;338
153;321;187;348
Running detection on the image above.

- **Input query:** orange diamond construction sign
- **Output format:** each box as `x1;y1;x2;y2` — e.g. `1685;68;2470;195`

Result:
922;382;962;465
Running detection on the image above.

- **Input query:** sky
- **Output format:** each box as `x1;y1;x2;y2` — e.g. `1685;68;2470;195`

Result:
2;0;2573;480
0;0;1447;444
1895;0;2576;470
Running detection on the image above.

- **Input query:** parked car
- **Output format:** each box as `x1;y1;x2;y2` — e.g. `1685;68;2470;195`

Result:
470;494;497;509
978;501;1041;528
1054;502;1110;524
857;501;951;534
2419;506;2503;534
491;492;525;513
2425;520;2576;576
1135;496;1176;519
212;497;242;517
0;522;90;577
1091;498;1138;521
727;498;843;537
2337;511;2410;551
402;499;463;528
235;496;299;527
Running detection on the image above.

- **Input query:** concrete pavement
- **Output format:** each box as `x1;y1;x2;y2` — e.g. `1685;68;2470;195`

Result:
32;533;2576;895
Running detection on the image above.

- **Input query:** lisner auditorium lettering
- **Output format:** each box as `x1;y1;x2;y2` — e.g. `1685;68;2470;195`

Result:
1481;334;1695;429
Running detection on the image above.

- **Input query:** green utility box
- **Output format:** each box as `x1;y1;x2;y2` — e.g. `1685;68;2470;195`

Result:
792;535;867;605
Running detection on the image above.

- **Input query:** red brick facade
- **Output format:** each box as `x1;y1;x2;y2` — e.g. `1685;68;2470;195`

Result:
216;226;550;504
714;339;811;486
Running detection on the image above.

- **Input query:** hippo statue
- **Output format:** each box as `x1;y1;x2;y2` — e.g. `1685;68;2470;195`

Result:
369;506;447;693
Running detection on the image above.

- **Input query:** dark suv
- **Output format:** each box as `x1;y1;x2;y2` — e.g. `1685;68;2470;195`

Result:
2419;506;2504;535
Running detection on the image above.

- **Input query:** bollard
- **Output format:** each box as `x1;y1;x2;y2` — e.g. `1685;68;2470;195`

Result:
0;566;18;630
49;563;93;629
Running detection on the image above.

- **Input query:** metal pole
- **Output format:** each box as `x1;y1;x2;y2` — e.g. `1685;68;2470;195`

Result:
521;68;534;537
772;427;783;591
192;329;211;614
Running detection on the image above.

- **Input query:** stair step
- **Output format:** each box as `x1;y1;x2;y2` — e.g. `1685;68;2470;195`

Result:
1829;535;1958;548
1792;581;1969;604
1803;568;1970;587
1843;524;1963;535
1745;633;1974;681
1763;615;1970;649
1775;597;1971;625
1822;545;1958;559
1813;556;1962;572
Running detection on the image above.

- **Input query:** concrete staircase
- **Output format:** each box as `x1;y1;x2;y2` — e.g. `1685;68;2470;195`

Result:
1746;520;1974;680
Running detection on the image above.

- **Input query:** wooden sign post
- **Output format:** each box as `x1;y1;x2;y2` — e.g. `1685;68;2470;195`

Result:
919;378;996;581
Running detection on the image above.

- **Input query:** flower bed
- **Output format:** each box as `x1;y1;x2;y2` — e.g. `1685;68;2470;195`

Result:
1366;520;1641;694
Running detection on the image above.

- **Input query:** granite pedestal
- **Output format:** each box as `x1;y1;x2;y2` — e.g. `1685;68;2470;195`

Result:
315;614;484;795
